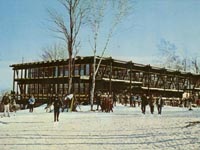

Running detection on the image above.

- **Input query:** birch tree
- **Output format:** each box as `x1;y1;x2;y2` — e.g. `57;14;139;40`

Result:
87;0;132;110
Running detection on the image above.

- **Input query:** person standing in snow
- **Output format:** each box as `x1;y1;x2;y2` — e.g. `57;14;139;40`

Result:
148;94;155;114
53;95;63;122
156;95;164;114
124;94;128;106
141;94;148;114
28;95;35;112
11;97;17;114
131;94;136;107
188;96;193;111
96;92;101;111
113;93;117;107
1;92;11;117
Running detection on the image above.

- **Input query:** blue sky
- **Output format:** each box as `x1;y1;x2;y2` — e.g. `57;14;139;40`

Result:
1;0;200;91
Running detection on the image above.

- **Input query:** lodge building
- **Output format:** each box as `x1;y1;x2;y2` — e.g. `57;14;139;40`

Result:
10;56;200;104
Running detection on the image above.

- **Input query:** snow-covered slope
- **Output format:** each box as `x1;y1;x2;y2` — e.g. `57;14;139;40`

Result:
0;104;200;150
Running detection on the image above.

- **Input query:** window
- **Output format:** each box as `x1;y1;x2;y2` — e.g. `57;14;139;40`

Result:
80;64;85;76
74;65;79;76
58;66;64;77
74;83;79;93
86;64;90;75
64;66;69;76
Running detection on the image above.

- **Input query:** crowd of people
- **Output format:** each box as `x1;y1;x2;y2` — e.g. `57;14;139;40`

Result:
0;91;199;121
0;92;19;117
95;92;165;115
0;93;65;122
93;91;199;115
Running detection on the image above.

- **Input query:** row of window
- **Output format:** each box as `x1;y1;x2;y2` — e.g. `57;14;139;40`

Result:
15;64;90;79
14;63;195;91
27;83;90;95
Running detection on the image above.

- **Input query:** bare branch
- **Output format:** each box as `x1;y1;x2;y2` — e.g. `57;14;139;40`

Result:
40;43;67;61
46;0;88;94
87;0;133;110
58;0;70;12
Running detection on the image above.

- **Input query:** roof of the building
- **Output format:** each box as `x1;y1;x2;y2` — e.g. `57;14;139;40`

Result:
10;55;200;78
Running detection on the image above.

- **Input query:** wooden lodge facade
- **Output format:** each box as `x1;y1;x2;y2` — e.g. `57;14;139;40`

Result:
10;56;200;104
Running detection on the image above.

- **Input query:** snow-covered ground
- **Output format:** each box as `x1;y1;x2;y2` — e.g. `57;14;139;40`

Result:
0;104;200;150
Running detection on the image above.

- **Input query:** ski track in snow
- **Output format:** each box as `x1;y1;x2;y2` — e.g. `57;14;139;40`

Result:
0;104;200;150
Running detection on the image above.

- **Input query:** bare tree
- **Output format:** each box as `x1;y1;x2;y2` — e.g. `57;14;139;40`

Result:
156;39;188;71
40;43;67;61
156;39;178;68
155;39;200;74
191;56;200;74
87;0;132;110
48;0;87;94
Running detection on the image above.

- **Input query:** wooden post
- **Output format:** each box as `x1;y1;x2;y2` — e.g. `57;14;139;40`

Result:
109;57;112;95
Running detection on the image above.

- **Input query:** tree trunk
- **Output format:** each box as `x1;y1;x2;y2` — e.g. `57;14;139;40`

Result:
68;43;73;94
90;56;96;111
90;76;96;111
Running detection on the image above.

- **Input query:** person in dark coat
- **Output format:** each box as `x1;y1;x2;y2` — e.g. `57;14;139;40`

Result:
148;95;154;114
188;96;193;111
53;95;63;122
96;92;101;110
156;95;164;114
113;93;117;107
141;94;148;114
124;94;128;106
